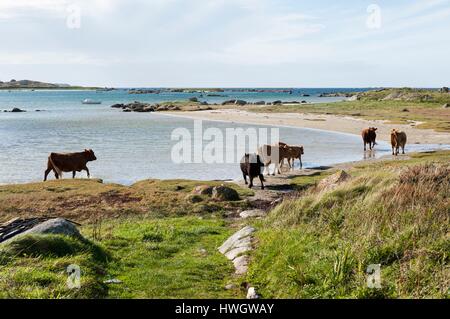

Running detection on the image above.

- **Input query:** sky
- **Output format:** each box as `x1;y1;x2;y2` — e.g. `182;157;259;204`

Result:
0;0;449;87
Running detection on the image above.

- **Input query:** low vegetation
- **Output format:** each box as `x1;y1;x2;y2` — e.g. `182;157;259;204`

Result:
247;151;450;298
0;179;252;298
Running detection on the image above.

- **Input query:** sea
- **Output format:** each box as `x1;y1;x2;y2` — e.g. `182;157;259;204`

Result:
0;88;447;185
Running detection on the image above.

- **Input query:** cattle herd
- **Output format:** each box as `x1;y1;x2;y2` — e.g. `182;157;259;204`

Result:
42;128;407;189
240;127;408;189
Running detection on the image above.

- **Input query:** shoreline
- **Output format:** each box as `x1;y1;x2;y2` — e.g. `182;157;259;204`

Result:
163;109;450;145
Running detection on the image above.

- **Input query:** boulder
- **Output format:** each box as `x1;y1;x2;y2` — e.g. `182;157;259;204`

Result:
440;87;449;93
317;170;351;191
254;101;266;105
443;103;449;109
273;100;282;105
234;100;247;106
222;99;237;105
212;186;240;201
2;218;82;244
189;97;198;102
218;226;255;255
11;107;26;112
192;185;214;195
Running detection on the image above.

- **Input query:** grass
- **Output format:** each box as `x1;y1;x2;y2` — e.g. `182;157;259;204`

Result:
0;234;109;298
247;151;450;299
0;179;253;223
0;179;253;299
88;216;241;298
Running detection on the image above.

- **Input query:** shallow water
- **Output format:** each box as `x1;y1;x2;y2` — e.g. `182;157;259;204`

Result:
0;90;448;185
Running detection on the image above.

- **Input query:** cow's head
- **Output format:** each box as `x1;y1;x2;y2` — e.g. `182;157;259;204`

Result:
299;146;304;155
84;149;97;161
369;127;378;132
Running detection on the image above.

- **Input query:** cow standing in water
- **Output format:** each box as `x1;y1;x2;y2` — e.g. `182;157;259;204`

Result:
391;129;407;155
361;127;378;151
44;149;97;181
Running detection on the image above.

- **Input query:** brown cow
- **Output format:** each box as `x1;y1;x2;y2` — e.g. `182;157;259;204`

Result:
391;129;407;155
362;127;377;151
257;144;290;175
44;149;97;181
277;142;304;169
240;153;265;189
285;145;304;169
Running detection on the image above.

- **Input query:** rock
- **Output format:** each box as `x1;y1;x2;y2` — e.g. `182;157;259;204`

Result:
11;107;26;112
185;194;203;203
443;103;450;108
440;87;449;93
317;170;351;191
273;100;282;105
225;246;252;260
218;226;255;254
402;108;410;112
104;278;122;284
233;256;249;275
222;99;237;105
192;185;214;195
347;95;359;101
225;283;237;290
254;101;266;105
111;103;125;108
234;100;247;106
212;186;240;201
246;287;259;299
189;97;198;102
239;209;266;219
3;218;82;244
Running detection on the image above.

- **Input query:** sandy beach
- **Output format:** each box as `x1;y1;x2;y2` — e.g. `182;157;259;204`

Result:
169;109;450;145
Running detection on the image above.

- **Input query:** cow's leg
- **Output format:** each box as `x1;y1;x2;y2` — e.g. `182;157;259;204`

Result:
259;174;265;190
299;156;303;169
54;170;60;179
402;145;405;154
72;171;76;179
44;168;52;181
248;176;254;189
243;173;248;185
392;146;395;156
85;167;90;178
364;142;367;151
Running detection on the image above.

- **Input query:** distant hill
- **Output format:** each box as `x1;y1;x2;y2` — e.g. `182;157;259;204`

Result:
0;79;98;90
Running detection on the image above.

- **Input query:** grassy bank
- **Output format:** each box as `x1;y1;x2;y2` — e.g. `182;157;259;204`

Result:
247;151;450;298
0;179;252;298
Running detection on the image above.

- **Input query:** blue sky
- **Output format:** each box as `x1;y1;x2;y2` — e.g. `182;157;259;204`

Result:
0;0;449;87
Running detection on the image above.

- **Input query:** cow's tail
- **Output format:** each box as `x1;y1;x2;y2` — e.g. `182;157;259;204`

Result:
48;155;62;177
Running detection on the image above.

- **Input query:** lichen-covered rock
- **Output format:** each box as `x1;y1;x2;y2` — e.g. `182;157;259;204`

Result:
212;186;240;201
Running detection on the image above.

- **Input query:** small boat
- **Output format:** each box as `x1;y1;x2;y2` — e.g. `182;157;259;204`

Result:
82;99;102;105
